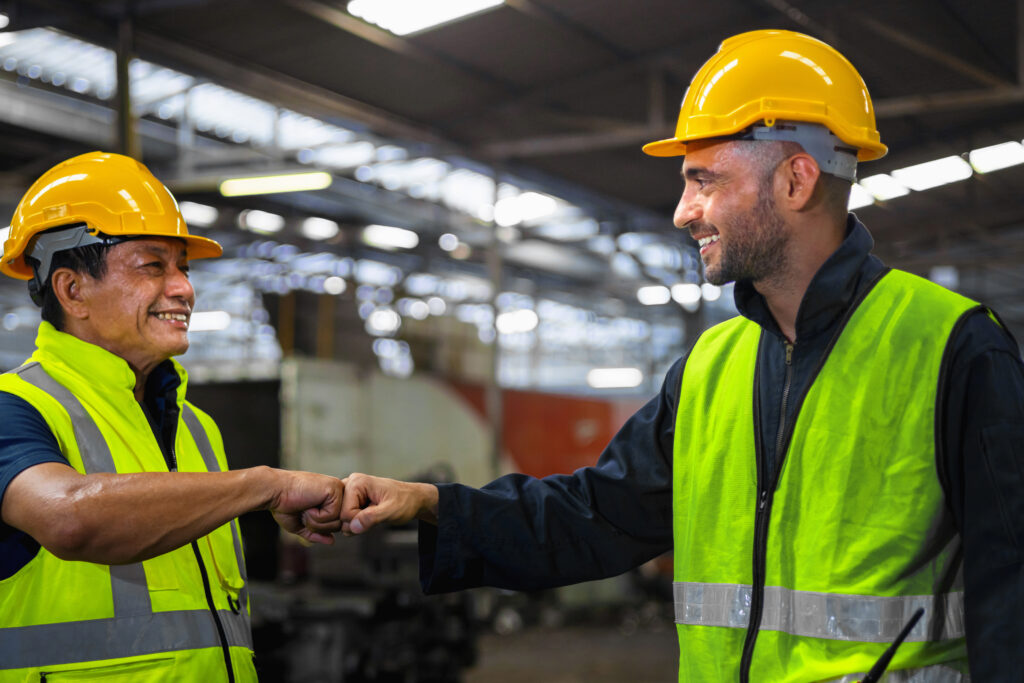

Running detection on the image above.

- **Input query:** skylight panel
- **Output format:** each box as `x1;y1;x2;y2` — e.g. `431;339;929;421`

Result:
347;0;504;36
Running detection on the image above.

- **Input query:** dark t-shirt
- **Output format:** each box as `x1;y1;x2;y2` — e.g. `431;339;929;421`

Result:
0;393;67;579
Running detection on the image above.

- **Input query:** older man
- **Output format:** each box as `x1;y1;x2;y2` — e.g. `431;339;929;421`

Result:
339;30;1024;681
0;152;343;681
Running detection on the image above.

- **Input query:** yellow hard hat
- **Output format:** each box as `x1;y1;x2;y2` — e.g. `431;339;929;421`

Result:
643;29;887;161
1;151;222;281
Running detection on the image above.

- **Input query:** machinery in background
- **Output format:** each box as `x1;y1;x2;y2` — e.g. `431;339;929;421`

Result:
187;360;655;681
249;467;479;682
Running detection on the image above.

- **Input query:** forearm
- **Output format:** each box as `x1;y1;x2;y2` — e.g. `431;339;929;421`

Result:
61;467;279;562
6;464;302;564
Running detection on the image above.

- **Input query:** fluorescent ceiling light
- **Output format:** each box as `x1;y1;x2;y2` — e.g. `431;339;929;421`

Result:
847;183;875;210
671;283;702;306
363;224;419;250
301;216;340;240
494;191;558;227
587;367;643;389
637;285;671;306
179;201;218;227
858;174;910;201
366;308;401;336
891;156;972;191
348;0;504;36
189;311;231;332
968;141;1024;173
323;276;347;295
238;209;285;234
220;171;332;197
438;233;459;252
496;309;539;335
701;283;722;302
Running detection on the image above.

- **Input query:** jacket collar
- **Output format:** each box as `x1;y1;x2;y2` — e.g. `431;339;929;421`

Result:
733;214;880;342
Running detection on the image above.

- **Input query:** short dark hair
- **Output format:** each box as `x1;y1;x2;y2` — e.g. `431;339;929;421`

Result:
34;243;114;330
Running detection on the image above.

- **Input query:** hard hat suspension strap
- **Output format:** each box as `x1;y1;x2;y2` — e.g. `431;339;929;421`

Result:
732;121;858;182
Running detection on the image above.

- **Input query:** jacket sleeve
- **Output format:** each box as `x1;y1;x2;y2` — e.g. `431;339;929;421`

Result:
419;357;683;594
940;309;1024;679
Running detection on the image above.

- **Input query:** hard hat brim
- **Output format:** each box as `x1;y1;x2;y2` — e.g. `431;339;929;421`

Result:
183;234;224;260
642;137;687;158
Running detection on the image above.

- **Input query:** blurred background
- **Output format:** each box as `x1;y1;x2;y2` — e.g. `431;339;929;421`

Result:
0;1;1020;680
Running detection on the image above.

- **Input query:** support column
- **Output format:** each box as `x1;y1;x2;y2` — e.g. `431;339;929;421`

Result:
116;16;139;159
485;172;504;479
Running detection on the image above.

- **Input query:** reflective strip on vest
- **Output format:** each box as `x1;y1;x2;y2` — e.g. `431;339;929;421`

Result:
673;582;966;643
0;609;251;670
181;404;251;616
825;664;969;682
3;362;253;666
13;362;115;473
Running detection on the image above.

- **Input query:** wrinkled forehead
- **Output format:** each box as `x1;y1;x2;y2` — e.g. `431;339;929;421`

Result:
110;235;189;261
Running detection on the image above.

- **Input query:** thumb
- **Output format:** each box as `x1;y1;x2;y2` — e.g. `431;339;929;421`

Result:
349;507;378;535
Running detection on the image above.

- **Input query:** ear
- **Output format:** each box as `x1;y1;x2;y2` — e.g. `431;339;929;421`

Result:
778;153;821;212
50;268;90;321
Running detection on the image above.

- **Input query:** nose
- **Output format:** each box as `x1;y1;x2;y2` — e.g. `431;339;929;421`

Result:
673;185;702;229
166;264;195;303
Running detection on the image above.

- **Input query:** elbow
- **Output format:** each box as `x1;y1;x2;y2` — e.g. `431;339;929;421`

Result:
39;507;96;561
31;487;109;562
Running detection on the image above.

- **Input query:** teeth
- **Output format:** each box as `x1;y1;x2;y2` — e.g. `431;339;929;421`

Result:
698;234;720;248
155;313;188;322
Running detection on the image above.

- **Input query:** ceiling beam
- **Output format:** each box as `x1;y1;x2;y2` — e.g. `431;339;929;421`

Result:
854;15;1010;88
135;30;447;147
874;86;1024;118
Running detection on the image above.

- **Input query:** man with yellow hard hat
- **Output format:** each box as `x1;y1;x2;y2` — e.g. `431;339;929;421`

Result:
0;152;347;681
340;30;1021;680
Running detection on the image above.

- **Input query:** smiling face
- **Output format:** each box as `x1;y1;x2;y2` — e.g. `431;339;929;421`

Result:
673;139;791;286
69;237;195;376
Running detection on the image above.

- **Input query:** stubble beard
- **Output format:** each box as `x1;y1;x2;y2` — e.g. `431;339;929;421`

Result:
703;181;789;287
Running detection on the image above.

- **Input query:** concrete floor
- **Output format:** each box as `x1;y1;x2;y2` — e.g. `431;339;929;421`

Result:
463;622;679;682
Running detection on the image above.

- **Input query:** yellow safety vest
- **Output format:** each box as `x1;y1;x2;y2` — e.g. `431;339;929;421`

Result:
0;322;256;682
673;270;976;682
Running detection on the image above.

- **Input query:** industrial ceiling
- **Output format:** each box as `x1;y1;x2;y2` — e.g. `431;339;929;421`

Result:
0;0;1021;361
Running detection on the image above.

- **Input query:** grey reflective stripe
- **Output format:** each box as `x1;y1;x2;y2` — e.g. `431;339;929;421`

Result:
0;609;251;670
674;582;966;643
110;560;153;617
181;403;221;473
826;664;969;682
181;404;251;616
8;362;153;618
11;362;115;474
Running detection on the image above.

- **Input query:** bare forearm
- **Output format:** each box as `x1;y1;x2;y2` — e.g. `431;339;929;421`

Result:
55;467;276;562
4;463;340;564
23;466;275;563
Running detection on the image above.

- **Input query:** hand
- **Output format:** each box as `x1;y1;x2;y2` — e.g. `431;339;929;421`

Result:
268;469;345;545
340;473;439;535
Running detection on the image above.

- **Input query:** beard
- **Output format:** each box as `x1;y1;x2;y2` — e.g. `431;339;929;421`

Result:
702;181;789;286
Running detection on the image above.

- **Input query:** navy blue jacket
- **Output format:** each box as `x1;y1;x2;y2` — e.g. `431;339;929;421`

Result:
419;217;1024;680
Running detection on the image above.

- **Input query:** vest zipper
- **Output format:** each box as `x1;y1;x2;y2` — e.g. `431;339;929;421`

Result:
740;338;792;682
154;399;236;683
775;341;794;460
739;270;890;681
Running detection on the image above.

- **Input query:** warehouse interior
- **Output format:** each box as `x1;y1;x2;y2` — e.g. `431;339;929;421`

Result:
0;0;1021;680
